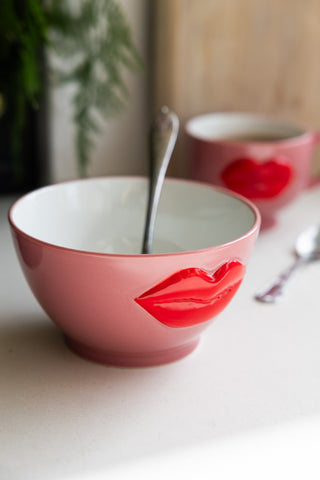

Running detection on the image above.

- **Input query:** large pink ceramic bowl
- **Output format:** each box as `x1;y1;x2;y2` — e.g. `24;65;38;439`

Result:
9;177;260;367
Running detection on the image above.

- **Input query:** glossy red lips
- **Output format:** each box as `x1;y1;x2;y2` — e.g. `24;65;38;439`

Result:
221;157;293;199
135;260;245;328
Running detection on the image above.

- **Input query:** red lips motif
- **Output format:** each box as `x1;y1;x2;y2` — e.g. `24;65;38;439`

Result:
135;260;245;328
221;157;293;199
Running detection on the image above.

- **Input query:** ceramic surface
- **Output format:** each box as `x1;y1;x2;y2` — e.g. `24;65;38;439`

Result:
9;177;260;367
186;112;320;228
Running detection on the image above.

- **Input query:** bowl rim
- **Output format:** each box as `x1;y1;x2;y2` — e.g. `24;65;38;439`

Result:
185;111;312;146
8;175;261;258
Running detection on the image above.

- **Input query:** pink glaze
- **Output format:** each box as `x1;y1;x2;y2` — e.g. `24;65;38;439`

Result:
186;113;320;228
8;177;260;367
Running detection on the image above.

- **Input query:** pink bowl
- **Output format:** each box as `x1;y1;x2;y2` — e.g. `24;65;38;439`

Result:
186;112;320;229
9;177;260;367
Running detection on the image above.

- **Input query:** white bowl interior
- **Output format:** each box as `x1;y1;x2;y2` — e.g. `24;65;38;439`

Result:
186;112;305;142
10;177;257;254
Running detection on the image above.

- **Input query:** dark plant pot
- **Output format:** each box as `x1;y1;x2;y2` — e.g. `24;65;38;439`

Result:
0;55;49;195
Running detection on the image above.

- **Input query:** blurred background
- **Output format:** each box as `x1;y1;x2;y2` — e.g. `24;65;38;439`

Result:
1;0;320;193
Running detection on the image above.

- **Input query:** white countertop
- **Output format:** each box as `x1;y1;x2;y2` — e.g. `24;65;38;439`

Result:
1;186;320;480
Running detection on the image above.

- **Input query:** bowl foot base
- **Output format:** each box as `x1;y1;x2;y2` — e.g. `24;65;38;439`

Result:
65;337;200;368
260;215;277;230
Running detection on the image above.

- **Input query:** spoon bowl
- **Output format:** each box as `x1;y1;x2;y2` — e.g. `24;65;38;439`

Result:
295;224;320;260
255;224;320;303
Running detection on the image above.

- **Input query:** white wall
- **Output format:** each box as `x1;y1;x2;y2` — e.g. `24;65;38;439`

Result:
49;0;149;183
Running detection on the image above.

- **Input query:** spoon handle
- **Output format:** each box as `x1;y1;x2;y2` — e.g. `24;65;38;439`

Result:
255;256;305;303
142;106;179;254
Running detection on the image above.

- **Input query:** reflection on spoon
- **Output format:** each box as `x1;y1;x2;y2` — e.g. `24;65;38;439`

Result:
255;224;320;303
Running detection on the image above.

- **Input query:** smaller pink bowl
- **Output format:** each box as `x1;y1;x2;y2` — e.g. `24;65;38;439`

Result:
186;112;320;229
9;177;260;367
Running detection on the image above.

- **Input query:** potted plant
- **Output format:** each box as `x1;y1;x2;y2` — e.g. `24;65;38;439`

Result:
0;0;142;192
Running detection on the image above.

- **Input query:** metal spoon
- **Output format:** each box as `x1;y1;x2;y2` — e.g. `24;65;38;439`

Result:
141;106;179;254
255;224;320;303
